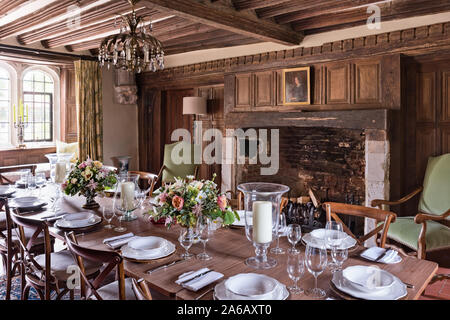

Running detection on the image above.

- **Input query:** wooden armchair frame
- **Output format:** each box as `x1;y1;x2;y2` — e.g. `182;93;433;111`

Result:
128;171;159;196
64;232;126;300
10;211;74;300
371;187;450;259
323;202;397;248
131;278;153;300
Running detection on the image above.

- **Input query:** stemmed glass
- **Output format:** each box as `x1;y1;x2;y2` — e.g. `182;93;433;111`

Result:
325;221;344;271
331;247;348;273
101;199;115;229
305;241;328;299
27;174;36;196
112;198;127;232
270;213;287;254
179;228;194;260
287;224;302;254
286;252;304;294
35;172;46;197
196;217;213;261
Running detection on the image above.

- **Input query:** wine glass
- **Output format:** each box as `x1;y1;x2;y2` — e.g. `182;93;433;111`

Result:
286;252;304;294
331;246;348;273
112;197;127;232
27;174;36;195
179;228;194;260
271;213;287;254
287;224;302;254
325;221;344;271
196;217;213;261
305;241;328;299
35;172;46;197
102;201;115;229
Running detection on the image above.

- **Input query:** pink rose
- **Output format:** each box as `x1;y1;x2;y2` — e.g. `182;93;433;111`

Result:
172;195;184;211
78;162;87;169
217;194;227;211
159;192;168;204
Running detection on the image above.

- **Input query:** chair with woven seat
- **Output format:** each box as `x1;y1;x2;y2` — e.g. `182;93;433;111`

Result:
10;212;102;300
323;202;397;248
371;153;450;264
64;232;137;300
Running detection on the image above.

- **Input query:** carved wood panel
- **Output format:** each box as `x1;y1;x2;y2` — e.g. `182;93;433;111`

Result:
441;126;450;154
325;62;351;104
355;61;381;104
235;73;253;109
416;71;436;122
416;125;436;182
442;71;450;122
254;71;274;107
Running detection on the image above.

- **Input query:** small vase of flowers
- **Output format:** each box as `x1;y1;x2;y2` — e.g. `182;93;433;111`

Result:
147;174;239;229
62;158;117;209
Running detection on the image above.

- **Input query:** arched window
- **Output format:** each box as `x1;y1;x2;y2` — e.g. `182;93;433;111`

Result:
23;70;54;142
0;67;11;145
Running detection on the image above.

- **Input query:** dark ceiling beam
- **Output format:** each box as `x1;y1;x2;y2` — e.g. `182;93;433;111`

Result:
292;0;450;32
275;0;385;25
17;0;135;45
0;0;99;39
233;0;292;11
41;10;174;48
140;0;303;45
255;0;333;19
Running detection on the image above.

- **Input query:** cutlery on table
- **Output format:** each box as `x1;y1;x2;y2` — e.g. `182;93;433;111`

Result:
179;270;213;285
146;259;186;274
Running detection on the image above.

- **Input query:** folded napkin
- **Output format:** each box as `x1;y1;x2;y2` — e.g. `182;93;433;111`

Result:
175;268;224;292
361;247;399;264
103;233;136;249
40;211;67;221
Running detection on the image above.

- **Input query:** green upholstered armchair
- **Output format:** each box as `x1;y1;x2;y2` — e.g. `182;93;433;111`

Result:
152;141;199;195
372;153;450;260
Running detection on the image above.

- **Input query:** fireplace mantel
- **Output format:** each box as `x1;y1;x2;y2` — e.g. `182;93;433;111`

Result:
224;109;388;130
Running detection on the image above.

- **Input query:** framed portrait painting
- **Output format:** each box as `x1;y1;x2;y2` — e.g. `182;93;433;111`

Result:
282;66;311;105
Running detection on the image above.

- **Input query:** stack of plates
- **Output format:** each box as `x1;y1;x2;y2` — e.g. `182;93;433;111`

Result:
331;266;407;300
55;212;101;229
9;196;46;210
302;228;357;250
231;210;252;227
0;185;15;197
214;273;289;300
121;236;176;261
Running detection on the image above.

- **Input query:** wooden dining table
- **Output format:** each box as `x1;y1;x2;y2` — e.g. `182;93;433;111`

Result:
15;191;438;300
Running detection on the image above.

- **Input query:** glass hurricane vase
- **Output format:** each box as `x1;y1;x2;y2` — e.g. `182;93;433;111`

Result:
113;173;145;221
237;182;290;270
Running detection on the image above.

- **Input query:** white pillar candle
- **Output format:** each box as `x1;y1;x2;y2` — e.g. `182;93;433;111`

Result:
121;182;135;211
54;162;66;183
252;201;273;243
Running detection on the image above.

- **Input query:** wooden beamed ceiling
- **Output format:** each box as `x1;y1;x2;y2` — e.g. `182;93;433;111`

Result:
0;0;448;56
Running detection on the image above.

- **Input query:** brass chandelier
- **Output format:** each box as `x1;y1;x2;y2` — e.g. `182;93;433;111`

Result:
98;0;164;73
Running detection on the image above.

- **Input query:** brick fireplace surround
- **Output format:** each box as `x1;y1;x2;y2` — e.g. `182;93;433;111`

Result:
222;109;391;246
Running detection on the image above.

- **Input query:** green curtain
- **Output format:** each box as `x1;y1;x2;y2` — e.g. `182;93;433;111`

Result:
74;60;103;162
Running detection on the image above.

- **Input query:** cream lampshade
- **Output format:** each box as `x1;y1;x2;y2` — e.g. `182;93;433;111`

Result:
182;96;207;115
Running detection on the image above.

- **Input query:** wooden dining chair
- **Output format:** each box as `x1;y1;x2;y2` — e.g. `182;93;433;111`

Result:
10;212;102;300
131;278;153;300
323;202;397;248
128;171;158;196
64;232;136;300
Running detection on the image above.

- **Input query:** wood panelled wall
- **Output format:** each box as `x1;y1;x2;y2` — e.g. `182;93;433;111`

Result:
399;55;450;215
60;67;77;143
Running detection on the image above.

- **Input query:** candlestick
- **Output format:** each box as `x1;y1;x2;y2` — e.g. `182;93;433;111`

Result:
252;201;273;244
121;181;135;211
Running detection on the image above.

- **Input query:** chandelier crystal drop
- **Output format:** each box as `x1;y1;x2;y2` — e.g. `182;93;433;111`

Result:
98;0;164;73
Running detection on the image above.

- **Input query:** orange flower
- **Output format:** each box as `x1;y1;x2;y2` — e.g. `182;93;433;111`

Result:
172;195;184;211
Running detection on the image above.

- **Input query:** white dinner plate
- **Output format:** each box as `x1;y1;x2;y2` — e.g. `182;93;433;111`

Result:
231;210;252;227
0;186;15;197
224;273;278;299
9;197;46;209
121;239;175;261
214;279;289;300
342;266;395;292
55;214;101;229
60;212;95;227
331;270;407;300
127;236;167;255
302;230;357;250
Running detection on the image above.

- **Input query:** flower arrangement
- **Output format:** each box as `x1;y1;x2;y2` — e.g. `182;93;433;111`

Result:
62;158;117;208
148;174;239;228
